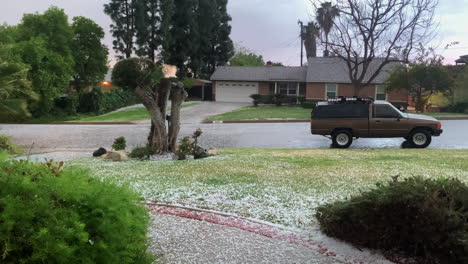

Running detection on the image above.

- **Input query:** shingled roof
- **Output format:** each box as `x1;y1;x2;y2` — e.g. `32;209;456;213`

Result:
211;66;307;82
306;57;400;83
211;57;400;84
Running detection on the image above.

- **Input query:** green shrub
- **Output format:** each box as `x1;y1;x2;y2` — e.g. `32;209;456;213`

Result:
0;134;21;154
78;87;137;114
129;146;155;159
273;94;288;106
112;136;127;151
316;176;468;263
250;94;261;107
443;100;468;113
0;155;153;264
302;101;316;109
55;95;79;115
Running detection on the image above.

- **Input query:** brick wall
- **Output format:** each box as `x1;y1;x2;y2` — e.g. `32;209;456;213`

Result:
306;82;408;103
212;81;217;101
258;82;270;95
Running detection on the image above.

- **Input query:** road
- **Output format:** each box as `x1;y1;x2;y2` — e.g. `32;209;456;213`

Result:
1;120;467;153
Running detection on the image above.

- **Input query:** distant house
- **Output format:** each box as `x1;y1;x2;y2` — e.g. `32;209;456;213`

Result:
456;55;468;65
211;57;408;107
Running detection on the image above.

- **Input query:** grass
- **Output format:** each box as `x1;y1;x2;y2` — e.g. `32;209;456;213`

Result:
75;102;200;122
209;106;312;121
421;112;468;118
69;149;468;230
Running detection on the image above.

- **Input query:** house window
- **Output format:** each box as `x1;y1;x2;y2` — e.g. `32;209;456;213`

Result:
376;85;387;100
278;82;298;95
326;84;338;98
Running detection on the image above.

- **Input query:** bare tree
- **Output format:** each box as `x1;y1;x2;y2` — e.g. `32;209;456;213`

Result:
315;0;438;95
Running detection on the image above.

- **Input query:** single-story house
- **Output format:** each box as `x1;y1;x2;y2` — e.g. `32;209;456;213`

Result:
210;57;408;107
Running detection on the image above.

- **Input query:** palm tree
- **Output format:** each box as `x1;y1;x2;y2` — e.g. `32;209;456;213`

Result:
317;2;340;57
302;22;320;58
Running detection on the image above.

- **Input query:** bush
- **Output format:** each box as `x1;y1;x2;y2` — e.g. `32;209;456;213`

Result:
0;155;153;264
112;136;127;151
273;94;288;106
129;146;155;159
250;94;261;107
316;176;468;263
55;95;79;115
78;87;137;114
302;101;316;109
0;134;21;154
443;100;468;113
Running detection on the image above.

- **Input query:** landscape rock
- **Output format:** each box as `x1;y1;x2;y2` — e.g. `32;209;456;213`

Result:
207;149;219;156
194;146;209;159
149;153;177;161
101;150;129;162
93;147;107;157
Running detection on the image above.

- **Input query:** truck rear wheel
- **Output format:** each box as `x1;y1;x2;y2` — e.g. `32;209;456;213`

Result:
332;130;353;149
408;129;432;148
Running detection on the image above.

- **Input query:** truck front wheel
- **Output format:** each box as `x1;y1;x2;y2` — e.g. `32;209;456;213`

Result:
408;129;432;148
332;130;353;149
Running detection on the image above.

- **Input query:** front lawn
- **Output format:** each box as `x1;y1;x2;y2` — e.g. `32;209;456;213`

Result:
421;112;468;118
70;149;468;230
75;102;200;122
209;106;312;121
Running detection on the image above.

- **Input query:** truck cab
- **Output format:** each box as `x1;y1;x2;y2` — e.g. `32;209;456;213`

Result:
311;97;443;148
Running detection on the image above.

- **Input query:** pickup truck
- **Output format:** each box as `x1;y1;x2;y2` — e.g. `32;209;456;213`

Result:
311;98;443;148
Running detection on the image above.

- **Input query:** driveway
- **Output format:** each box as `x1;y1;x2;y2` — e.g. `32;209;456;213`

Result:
137;101;249;124
1;120;467;154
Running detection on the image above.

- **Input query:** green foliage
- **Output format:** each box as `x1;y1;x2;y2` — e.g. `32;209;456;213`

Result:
443;100;468;114
229;45;265;67
104;0;138;59
71;16;109;91
453;66;468;103
112;136;127;151
15;7;75;115
175;128;204;160
316;2;340;55
386;63;453;112
0;159;153;264
250;94;261;106
0;59;37;121
273;94;288;106
55;95;79;115
302;101;316;109
112;58;164;91
0;135;21;155
78;87;137;114
316;176;468;263
135;0;165;62
129;146;155;159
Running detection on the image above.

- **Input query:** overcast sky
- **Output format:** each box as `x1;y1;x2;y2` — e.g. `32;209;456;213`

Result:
2;0;467;66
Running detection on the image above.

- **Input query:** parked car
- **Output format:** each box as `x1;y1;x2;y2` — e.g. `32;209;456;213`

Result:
311;97;443;148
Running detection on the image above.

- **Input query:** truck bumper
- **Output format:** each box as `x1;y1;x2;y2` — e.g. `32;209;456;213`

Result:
434;129;443;136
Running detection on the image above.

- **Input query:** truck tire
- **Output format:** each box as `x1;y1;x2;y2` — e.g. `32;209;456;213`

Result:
408;129;432;148
332;130;353;149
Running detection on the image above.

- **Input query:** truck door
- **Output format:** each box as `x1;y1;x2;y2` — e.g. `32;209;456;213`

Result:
370;104;408;137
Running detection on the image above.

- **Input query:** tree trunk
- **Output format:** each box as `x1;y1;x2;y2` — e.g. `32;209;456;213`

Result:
353;82;362;96
168;82;188;152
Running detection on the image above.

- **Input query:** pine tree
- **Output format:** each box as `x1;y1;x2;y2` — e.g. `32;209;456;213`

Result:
104;0;137;59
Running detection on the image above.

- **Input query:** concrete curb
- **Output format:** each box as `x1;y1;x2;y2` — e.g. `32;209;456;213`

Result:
49;121;136;125
203;116;468;124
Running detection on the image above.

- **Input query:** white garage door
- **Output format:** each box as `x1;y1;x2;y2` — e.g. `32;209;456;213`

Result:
216;81;259;103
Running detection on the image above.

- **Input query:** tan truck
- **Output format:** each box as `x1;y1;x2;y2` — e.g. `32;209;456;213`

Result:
311;98;443;148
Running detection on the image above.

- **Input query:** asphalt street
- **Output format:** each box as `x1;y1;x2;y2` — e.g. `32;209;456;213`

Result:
1;120;467;153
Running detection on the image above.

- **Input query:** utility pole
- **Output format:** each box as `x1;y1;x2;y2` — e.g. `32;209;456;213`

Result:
298;20;304;66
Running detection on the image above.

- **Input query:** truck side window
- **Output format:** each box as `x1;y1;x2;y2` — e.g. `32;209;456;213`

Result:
374;105;400;119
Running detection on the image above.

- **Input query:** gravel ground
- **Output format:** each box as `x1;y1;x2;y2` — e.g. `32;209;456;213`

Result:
148;214;344;264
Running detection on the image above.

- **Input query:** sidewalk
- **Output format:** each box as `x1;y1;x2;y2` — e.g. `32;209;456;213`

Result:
147;205;394;264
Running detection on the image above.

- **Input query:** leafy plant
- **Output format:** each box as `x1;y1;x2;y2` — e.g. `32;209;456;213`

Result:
0;157;153;263
112;136;127;151
273;94;287;106
316;176;468;263
0;134;21;155
250;94;261;107
129;146;155;160
175;128;207;160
